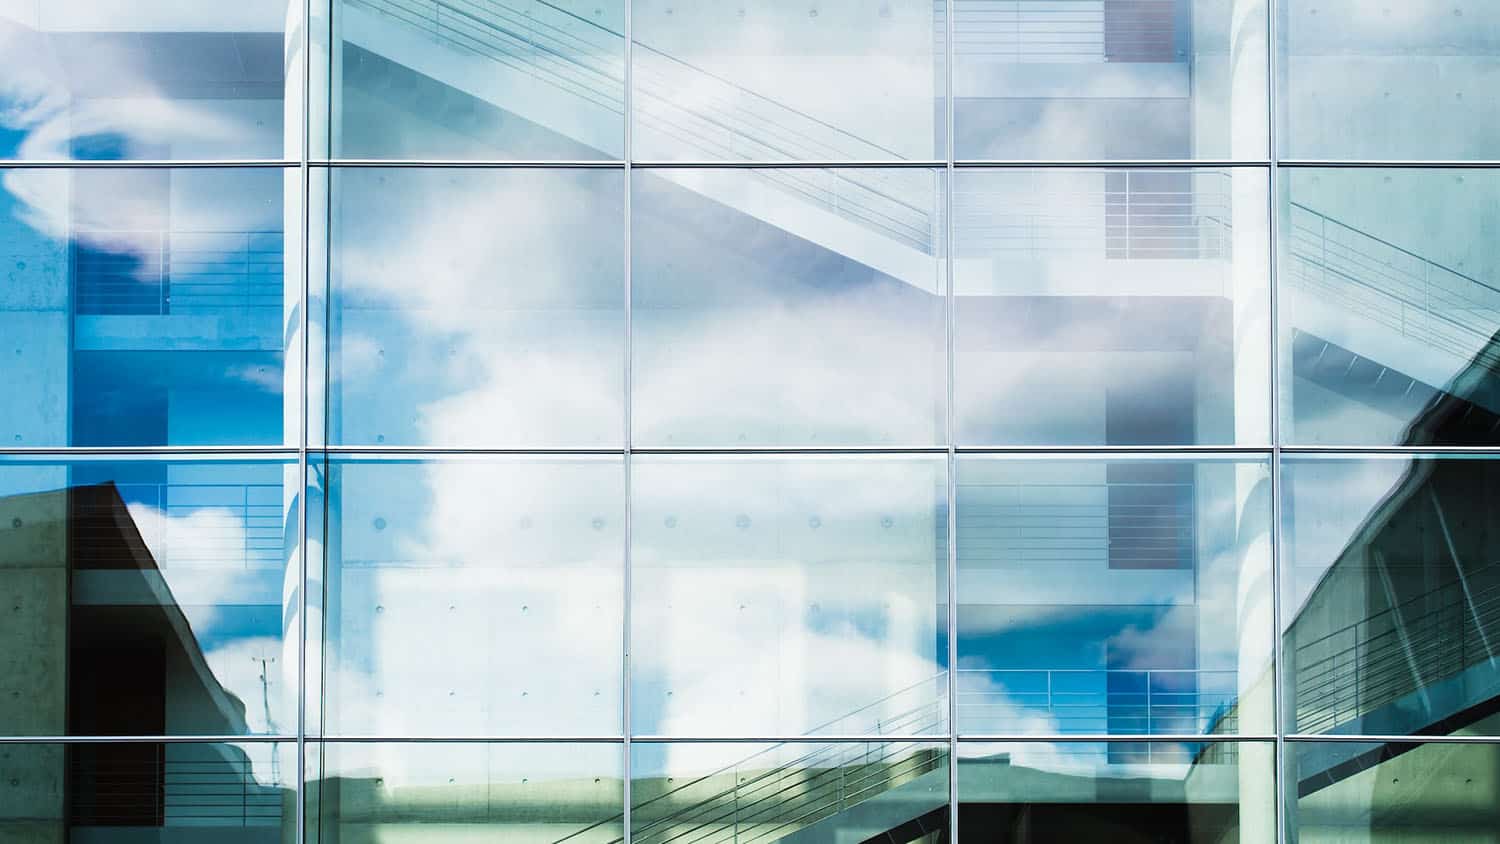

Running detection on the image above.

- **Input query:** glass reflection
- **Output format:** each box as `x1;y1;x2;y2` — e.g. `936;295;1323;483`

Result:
0;4;296;161
1280;168;1500;446
319;0;625;159
321;457;624;737
630;456;948;737
631;2;943;161
311;742;623;843
631;168;946;447
0;742;292;842
631;741;948;844
1288;738;1500;842
956;456;1274;736
0;457;297;737
959;741;1274;843
954;0;1268;160
318;167;624;448
1282;455;1500;738
955;168;1270;446
0;167;293;447
1280;1;1500;160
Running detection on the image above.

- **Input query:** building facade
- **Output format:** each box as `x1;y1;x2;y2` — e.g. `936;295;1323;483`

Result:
1;0;1499;841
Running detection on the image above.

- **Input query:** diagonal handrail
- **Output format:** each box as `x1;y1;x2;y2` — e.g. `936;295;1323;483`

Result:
345;0;938;250
549;673;946;844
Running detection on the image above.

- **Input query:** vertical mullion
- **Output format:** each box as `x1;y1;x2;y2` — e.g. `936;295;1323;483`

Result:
622;0;635;840
297;0;313;840
1267;0;1286;841
944;1;959;843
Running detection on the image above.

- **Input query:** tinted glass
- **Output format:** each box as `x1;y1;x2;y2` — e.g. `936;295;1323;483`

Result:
630;456;948;737
1279;1;1500;160
0;167;294;447
1279;168;1500;446
1282;455;1500;737
310;742;623;843
631;168;946;447
1288;738;1500;842
0;4;297;161
318;0;625;159
959;741;1275;842
955;168;1271;446
317;167;624;448
321;456;624;737
954;0;1269;160
631;741;948;844
957;455;1274;736
0;742;293;841
0;457;297;737
631;1;943;161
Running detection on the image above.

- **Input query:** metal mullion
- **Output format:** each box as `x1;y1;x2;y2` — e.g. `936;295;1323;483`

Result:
955;734;1277;743
0;735;297;744
1267;0;1287;841
944;0;960;840
623;0;635;841
0;446;302;457
298;0;313;840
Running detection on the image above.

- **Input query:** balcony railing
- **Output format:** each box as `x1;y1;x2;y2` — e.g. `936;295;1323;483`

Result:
957;667;1240;736
73;230;284;317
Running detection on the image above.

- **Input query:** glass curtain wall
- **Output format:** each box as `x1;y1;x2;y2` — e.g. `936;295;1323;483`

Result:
2;0;1499;843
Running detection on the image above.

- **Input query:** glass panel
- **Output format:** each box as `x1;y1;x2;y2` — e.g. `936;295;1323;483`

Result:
0;742;293;841
1279;168;1500;446
318;167;624;448
954;0;1269;161
959;741;1274;843
631;2;943;162
0;4;297;161
956;455;1274;736
631;741;948;844
0;457;297;737
1282;455;1500;738
0;167;295;447
955;168;1270;446
631;168;946;447
1288;740;1500;842
321;456;624;737
630;456;948;737
319;0;625;159
1279;1;1500;160
310;742;623;843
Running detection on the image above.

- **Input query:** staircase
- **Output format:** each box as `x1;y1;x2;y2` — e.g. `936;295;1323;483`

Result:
1283;200;1500;410
554;677;948;844
1291;557;1500;737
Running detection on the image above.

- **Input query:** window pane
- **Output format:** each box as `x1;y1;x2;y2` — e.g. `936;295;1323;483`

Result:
631;168;946;447
954;0;1268;160
0;4;296;161
0;457;297;737
631;742;947;844
321;456;624;737
630;456;948;737
1279;168;1500;446
317;0;624;159
631;2;943;161
0;742;292;841
310;742;623;843
956;168;1270;446
1279;2;1500;160
0;167;295;447
1282;455;1500;738
957;455;1274;736
959;741;1274;843
1288;740;1500;842
318;167;624;448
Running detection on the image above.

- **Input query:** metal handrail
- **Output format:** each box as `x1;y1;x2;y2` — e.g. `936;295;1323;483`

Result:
348;0;937;251
1285;202;1500;369
1291;558;1500;733
551;675;945;844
